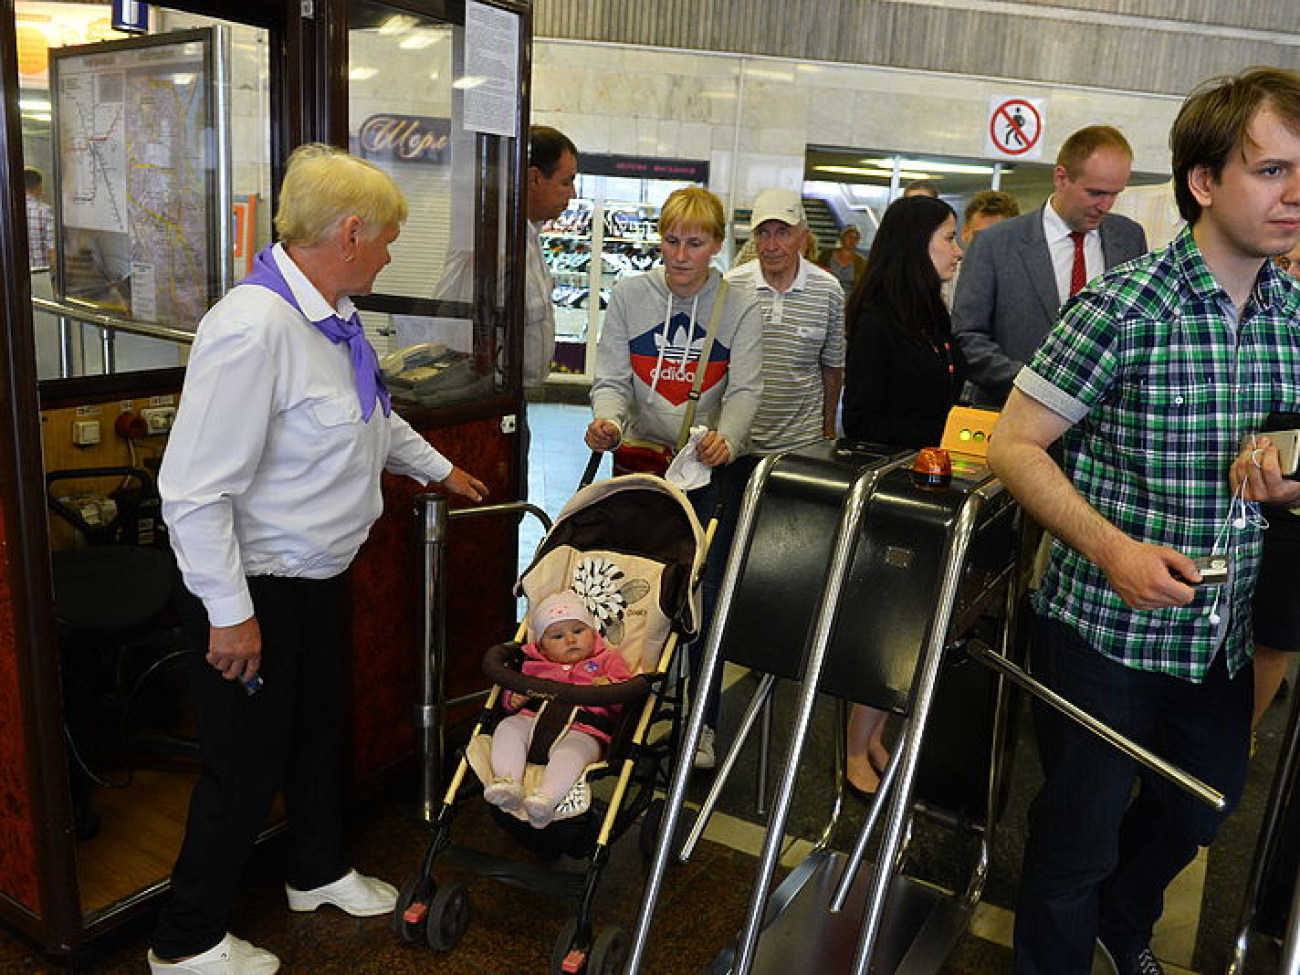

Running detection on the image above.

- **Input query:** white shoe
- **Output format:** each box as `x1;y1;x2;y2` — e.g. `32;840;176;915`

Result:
694;726;717;770
285;869;397;916
147;933;280;975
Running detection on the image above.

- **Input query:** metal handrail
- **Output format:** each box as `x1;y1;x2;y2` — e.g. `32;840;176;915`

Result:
32;295;197;346
965;642;1225;810
414;495;553;822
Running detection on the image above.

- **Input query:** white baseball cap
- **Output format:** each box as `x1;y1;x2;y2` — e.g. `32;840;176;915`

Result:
749;188;806;230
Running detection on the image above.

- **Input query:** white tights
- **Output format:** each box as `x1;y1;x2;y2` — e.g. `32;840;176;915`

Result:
490;713;603;806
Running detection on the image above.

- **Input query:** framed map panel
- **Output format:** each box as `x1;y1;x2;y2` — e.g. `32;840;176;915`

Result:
50;27;226;330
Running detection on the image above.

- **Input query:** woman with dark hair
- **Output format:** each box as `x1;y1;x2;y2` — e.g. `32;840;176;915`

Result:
842;195;966;448
840;194;966;795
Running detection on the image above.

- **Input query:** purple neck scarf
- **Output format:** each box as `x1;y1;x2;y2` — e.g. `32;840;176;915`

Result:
241;244;391;422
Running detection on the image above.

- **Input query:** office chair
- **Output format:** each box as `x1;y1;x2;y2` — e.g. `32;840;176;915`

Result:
45;466;183;839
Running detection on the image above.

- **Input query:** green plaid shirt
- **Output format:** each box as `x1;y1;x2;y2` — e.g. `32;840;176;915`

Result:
1019;226;1300;680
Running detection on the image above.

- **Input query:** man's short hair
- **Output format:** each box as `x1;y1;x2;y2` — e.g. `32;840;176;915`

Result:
903;180;939;198
529;125;578;178
964;189;1020;224
1056;126;1134;177
23;168;42;193
1170;67;1300;226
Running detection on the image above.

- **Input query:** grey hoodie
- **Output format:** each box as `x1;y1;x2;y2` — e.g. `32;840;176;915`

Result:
591;267;763;460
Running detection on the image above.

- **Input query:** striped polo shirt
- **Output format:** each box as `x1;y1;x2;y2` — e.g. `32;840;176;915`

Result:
725;256;845;453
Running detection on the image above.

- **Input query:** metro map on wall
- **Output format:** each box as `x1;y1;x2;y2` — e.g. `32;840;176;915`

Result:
52;28;217;329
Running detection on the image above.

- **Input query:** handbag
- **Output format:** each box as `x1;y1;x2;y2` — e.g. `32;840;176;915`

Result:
612;438;676;477
610;280;729;478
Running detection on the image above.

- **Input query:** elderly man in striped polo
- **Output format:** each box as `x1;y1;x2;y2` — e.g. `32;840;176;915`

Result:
687;189;845;770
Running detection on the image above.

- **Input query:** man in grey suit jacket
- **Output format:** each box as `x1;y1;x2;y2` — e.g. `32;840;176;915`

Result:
953;126;1148;407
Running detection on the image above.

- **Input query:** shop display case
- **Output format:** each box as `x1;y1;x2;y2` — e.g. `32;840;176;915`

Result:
541;163;705;383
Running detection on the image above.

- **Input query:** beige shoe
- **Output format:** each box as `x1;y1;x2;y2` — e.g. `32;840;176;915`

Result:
483;776;525;810
523;792;556;829
285;869;397;916
147;933;280;975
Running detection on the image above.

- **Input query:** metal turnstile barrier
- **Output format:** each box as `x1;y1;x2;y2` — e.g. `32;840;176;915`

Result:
627;438;1227;975
1227;688;1300;974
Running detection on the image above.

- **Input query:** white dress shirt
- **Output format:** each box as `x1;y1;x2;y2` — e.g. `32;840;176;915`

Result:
160;244;454;627
1043;201;1103;305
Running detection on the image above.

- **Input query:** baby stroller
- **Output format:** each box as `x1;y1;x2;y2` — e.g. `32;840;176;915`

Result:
394;471;708;974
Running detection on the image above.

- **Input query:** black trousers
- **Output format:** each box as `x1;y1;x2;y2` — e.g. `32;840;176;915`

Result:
1013;617;1251;974
152;575;349;959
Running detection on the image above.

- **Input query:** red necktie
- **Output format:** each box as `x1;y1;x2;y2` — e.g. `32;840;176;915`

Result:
1068;231;1087;297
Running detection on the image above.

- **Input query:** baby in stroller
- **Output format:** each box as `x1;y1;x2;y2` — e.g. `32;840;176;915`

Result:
484;591;634;828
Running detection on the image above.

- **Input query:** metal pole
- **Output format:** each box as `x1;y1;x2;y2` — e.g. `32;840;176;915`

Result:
965;642;1225;810
847;490;988;975
626;452;781;975
100;324;115;375
756;685;772;818
730;464;888;975
409;499;550;824
1280;870;1300;975
416;493;448;823
681;674;777;859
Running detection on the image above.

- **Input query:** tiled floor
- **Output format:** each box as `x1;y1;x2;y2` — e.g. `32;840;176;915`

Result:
3;401;1294;973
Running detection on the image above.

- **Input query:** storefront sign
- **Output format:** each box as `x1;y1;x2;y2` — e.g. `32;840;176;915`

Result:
581;153;709;183
358;114;451;165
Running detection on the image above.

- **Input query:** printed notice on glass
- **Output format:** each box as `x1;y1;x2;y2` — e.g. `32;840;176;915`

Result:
463;1;518;138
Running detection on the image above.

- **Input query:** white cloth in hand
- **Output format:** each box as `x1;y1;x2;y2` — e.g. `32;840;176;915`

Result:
666;425;713;491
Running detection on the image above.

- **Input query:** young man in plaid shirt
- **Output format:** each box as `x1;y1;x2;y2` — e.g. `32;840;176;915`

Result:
989;68;1300;975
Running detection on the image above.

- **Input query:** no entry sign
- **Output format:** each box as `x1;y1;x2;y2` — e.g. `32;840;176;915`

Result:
986;96;1046;161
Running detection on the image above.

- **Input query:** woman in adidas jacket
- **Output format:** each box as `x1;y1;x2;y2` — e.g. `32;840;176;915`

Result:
585;186;763;471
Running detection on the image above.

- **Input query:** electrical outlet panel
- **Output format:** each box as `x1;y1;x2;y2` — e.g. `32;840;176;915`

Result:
72;419;101;446
140;406;177;434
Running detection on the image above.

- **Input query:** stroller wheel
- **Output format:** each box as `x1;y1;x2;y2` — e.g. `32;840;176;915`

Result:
391;875;428;943
550;917;582;975
589;926;630;975
424;882;470;952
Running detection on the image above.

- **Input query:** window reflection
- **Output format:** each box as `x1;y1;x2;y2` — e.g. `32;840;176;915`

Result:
349;1;514;404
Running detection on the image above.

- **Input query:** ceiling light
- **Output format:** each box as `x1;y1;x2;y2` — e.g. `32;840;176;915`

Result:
815;165;936;181
378;15;417;35
452;75;485;89
349;67;379;81
399;32;440;50
859;157;997;175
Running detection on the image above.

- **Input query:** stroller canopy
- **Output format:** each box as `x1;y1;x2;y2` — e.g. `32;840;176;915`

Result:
516;474;707;674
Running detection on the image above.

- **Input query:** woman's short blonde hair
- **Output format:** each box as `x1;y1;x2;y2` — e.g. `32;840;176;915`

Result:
274;143;409;247
658;186;725;242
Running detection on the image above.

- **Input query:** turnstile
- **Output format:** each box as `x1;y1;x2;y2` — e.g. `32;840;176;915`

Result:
1227;688;1300;974
628;437;1227;975
628;439;1020;975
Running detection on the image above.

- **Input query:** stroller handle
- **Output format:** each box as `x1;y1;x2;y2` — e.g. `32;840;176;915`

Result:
580;450;604;488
